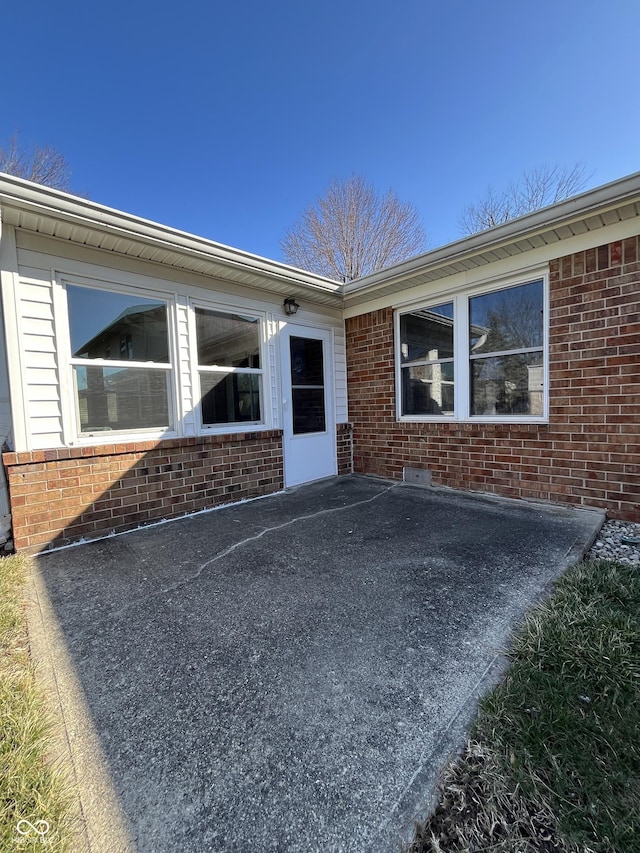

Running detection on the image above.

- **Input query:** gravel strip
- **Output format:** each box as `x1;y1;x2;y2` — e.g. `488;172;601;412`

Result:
586;518;640;565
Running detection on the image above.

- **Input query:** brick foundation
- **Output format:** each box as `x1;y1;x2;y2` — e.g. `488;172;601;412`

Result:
3;431;284;553
337;422;354;476
346;238;640;521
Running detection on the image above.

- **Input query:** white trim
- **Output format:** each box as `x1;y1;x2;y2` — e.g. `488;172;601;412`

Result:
395;272;549;424
188;297;270;435
58;274;180;444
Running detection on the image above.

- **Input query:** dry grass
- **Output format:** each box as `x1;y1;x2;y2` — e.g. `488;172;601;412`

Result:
408;559;640;853
0;554;76;852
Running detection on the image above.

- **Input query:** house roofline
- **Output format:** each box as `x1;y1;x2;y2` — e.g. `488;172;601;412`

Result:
0;173;341;303
344;170;640;301
2;170;640;311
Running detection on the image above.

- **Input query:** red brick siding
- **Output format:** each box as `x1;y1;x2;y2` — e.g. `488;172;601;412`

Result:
345;238;640;521
336;422;354;476
4;431;284;553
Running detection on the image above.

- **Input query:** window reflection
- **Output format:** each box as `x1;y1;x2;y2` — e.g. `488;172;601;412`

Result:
471;354;543;416
195;307;263;428
195;309;260;368
74;366;170;432
199;372;261;425
67;284;172;434
68;285;168;361
469;280;543;417
470;280;543;354
400;303;454;416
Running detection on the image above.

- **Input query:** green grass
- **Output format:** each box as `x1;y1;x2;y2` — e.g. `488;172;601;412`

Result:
409;559;640;853
0;555;75;852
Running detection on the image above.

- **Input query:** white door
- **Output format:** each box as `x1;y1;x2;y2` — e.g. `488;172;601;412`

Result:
281;324;336;487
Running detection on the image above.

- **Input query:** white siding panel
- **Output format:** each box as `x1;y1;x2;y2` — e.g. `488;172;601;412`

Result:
29;416;62;434
16;264;52;285
27;385;61;402
21;300;54;321
175;297;195;435
268;317;279;428
29;401;62;419
23;333;56;354
25;367;59;385
333;325;348;423
23;351;57;369
31;432;64;451
17;267;64;448
20;282;53;304
22;316;55;338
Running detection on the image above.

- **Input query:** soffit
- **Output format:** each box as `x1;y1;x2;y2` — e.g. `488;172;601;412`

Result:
344;176;640;309
3;172;640;314
0;183;342;308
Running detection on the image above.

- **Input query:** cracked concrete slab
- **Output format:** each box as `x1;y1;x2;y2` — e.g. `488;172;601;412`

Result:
28;476;603;852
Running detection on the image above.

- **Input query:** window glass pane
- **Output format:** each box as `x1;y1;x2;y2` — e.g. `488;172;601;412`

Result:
196;308;260;368
68;285;168;361
292;388;326;434
400;303;454;363
74;366;170;432
471;353;543;416
402;363;454;416
290;337;324;386
469;280;543;354
200;372;261;425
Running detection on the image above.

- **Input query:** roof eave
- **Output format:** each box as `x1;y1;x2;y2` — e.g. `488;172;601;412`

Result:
344;170;640;300
0;173;342;304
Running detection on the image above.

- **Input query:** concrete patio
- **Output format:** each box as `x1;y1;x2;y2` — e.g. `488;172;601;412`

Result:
27;476;603;852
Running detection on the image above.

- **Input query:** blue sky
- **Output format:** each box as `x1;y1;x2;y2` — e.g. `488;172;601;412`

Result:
3;0;639;262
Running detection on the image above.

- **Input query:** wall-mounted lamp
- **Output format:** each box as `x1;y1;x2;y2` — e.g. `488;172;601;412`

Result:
284;297;300;316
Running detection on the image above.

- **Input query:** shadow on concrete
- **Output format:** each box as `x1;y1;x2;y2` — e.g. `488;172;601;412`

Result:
29;476;603;852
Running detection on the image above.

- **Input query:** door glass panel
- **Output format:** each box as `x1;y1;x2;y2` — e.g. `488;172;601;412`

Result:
290;336;325;434
292;389;325;433
290;337;324;385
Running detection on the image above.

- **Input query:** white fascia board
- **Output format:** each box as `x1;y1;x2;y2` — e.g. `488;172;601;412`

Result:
0;173;342;298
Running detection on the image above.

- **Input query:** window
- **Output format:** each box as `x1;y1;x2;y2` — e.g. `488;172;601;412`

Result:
397;278;546;421
195;307;263;427
400;303;455;416
67;283;173;434
469;280;544;416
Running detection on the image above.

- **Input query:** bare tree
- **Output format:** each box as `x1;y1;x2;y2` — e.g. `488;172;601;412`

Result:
0;132;73;192
459;164;590;236
281;174;427;282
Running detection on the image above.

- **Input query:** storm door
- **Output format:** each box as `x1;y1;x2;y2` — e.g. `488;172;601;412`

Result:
280;325;336;487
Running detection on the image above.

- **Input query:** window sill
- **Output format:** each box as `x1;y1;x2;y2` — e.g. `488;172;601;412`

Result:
69;428;180;447
398;416;549;425
199;422;267;435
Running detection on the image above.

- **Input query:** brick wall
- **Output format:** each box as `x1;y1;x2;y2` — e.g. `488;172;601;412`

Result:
336;422;354;476
3;431;284;553
345;238;640;521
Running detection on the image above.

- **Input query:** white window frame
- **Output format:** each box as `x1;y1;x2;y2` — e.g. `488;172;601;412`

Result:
59;275;179;444
395;273;549;423
189;299;269;434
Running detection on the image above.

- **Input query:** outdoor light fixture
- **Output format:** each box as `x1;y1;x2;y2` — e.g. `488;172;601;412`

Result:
284;297;300;316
